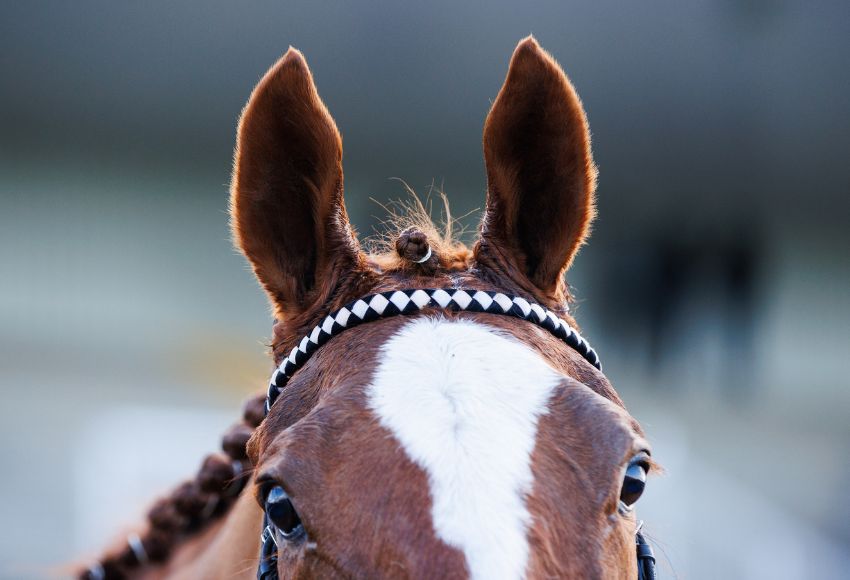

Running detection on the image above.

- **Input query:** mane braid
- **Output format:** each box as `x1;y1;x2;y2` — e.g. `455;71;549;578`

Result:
365;190;474;272
266;288;601;413
79;394;266;580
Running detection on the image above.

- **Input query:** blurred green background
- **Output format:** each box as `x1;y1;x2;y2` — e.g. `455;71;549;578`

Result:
1;2;849;578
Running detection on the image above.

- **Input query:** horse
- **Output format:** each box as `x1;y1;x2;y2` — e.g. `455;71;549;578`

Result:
80;36;657;580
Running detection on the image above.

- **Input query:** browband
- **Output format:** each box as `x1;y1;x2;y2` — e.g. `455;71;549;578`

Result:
265;288;600;414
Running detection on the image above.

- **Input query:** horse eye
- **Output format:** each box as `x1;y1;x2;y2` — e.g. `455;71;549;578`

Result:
620;459;648;508
265;485;303;538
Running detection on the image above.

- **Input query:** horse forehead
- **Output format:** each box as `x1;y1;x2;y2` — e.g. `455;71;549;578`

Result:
363;317;569;580
273;316;635;577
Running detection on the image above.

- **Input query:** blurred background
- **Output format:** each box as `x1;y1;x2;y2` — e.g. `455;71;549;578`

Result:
2;2;849;578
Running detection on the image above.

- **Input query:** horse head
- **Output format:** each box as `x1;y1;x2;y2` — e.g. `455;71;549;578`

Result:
229;36;655;579
80;36;656;580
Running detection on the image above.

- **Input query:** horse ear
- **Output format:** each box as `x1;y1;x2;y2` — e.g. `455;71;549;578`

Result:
231;48;362;319
476;37;597;300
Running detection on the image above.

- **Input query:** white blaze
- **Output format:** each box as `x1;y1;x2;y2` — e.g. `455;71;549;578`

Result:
367;317;563;580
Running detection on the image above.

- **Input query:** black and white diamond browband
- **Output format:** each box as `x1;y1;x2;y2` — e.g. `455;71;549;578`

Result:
265;288;601;413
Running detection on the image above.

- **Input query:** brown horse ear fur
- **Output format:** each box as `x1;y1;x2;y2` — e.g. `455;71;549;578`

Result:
230;48;362;319
476;36;597;302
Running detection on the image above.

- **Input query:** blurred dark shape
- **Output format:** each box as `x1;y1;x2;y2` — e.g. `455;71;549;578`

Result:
596;221;761;401
649;228;760;397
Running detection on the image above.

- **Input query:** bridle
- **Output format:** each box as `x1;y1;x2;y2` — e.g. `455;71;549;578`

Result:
256;287;656;580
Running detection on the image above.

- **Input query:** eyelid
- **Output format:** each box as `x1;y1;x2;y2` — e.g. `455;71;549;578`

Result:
254;474;279;506
632;451;651;467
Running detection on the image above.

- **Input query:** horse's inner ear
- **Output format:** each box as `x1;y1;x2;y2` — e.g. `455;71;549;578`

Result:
476;36;597;301
230;48;362;319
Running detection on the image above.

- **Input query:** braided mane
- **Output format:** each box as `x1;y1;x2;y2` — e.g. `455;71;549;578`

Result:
365;188;474;272
79;394;264;579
